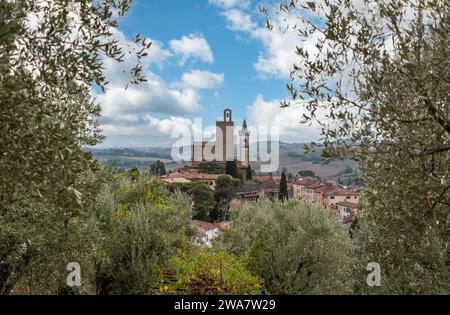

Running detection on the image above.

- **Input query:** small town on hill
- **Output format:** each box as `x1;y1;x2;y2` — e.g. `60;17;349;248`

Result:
154;109;362;247
1;0;449;304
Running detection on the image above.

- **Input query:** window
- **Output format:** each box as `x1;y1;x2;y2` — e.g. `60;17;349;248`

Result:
346;196;351;199
330;196;335;199
354;196;357;199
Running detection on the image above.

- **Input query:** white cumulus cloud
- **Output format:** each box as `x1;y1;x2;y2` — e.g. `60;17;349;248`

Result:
96;29;210;146
247;94;323;143
169;33;214;66
222;9;257;32
209;0;250;9
216;5;324;79
174;70;224;90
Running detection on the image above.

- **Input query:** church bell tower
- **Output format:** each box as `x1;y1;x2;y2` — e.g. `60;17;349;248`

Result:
239;119;250;167
215;109;234;163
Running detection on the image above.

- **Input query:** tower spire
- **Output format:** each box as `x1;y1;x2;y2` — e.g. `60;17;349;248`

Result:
239;118;250;168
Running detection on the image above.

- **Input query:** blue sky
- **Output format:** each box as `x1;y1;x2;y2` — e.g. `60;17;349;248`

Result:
97;0;322;147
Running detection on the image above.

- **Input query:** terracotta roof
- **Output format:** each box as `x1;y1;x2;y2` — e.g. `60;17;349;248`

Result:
215;221;232;231
335;201;359;209
305;182;324;190
192;220;218;231
314;183;336;193
321;186;360;196
237;182;262;193
261;180;279;190
294;176;319;186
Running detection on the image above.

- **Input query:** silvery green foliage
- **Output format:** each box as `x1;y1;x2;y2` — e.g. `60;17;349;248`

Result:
0;0;148;294
0;0;149;205
219;199;354;294
265;0;450;293
0;193;102;295
93;176;193;295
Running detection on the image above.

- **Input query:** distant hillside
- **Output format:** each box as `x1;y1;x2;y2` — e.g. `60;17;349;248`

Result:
279;142;323;162
88;147;172;160
86;142;357;178
89;142;322;164
248;141;323;162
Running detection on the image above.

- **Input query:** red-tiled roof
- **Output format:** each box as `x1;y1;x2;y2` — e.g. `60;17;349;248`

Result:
237;182;262;193
294;176;313;183
192;220;217;231
261;180;279;190
215;221;232;231
306;182;324;190
294;177;320;186
335;201;359;209
322;186;359;196
314;183;336;193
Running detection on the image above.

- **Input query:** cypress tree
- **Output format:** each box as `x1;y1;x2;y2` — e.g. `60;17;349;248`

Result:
225;160;240;179
279;172;288;201
246;165;253;180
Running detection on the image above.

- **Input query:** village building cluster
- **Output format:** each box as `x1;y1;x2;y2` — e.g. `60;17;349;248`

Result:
159;109;361;245
291;177;360;223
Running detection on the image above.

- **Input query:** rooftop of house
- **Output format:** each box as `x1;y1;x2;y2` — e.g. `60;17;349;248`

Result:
294;176;320;186
321;185;360;196
215;221;232;232
305;182;325;190
314;182;335;193
237;182;263;193
335;201;359;209
303;180;359;196
192;220;218;232
261;180;279;190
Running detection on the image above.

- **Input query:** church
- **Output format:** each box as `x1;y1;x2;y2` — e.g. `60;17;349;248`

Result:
191;109;249;169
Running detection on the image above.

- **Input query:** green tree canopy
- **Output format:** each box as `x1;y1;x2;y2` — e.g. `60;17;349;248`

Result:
211;175;240;222
199;161;225;174
219;199;354;294
266;0;450;293
0;0;148;205
150;160;167;176
225;161;242;180
165;249;263;295
0;1;147;294
93;176;193;295
189;182;215;222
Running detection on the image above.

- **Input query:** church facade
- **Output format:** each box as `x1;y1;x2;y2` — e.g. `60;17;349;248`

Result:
192;109;249;168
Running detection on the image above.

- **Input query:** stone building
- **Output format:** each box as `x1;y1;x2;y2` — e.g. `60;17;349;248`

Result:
192;109;249;168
